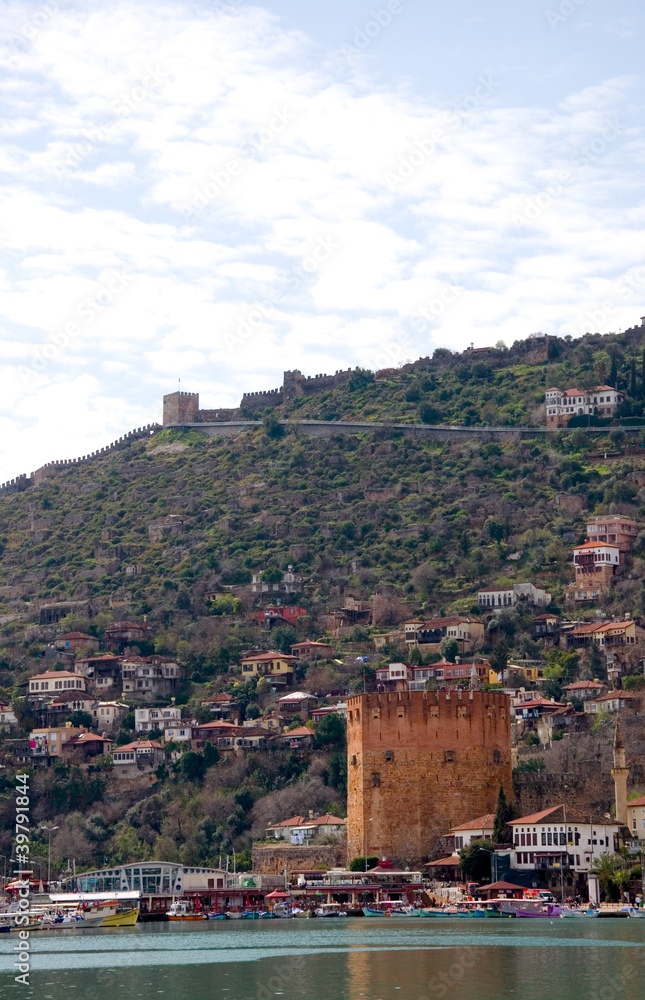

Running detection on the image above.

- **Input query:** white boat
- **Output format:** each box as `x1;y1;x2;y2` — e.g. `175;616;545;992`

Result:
314;902;348;918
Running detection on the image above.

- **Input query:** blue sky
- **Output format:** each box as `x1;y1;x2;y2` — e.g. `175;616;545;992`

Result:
0;0;644;479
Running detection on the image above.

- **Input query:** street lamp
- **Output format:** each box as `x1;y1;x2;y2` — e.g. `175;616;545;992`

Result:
39;826;59;884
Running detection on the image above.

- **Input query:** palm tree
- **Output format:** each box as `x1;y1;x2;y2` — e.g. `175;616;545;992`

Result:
589;853;617;898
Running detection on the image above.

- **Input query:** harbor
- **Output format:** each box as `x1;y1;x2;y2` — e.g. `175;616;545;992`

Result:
0;919;643;1000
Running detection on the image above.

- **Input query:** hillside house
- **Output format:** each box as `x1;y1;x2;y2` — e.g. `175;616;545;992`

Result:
104;620;153;649
200;692;239;721
311;703;347;723
257;605;307;629
478;582;551;611
240;651;297;687
37;690;97;726
0;703;18;732
29;725;86;760
565;618;645;650
73;654;123;695
406;616;485;654
135;705;182;733
281;726;314;750
513;698;566;736
372;630;406;651
60;731;113;764
163;724;192;744
275;691;318;720
533;614;563;647
290;641;334;660
584;690;641;715
39;599;94;625
562;680;606;702
92;701;128;731
375;663;409;692
251;566;303;595
586;516;639;552
28;671;86;701
121;656;183;700
112;739;166;777
243;713;281;731
54;632;99;653
545;385;623;429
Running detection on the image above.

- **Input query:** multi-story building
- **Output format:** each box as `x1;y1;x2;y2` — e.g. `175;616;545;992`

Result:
346;690;512;863
112;739;166;776
28;670;86;700
565;541;621;603
565;617;645;650
405;617;485;655
545;385;623;429
240;651;297;687
257;605;307;629
251;566;303;595
53;632;100;653
586;516;639;552
134;705;182;733
121;656;183;701
73;654;123;695
0;702;18;732
449;813;495;850
265;813;347;844
478;582;551;611
199;692;239;721
104;620;153;650
29;725;87;760
92;700;129;732
508;806;623;887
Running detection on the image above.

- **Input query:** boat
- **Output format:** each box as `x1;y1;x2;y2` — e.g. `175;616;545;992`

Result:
623;907;645;918
101;907;140;927
272;903;295;918
226;910;243;919
241;910;259;919
314;902;347;918
166;902;204;921
390;905;417;916
207;911;228;920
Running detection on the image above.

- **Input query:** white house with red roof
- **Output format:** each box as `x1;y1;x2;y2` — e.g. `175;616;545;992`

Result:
583;690;641;715
508;805;622;876
562;680;606;702
28;670;86;700
449;813;495;850
545;385;623;429
112;739;166;776
265;813;347;844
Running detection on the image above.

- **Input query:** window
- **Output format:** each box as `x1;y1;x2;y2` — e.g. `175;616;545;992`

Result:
444;750;455;762
455;836;463;849
493;750;501;764
371;772;380;787
541;832;546;846
384;750;394;761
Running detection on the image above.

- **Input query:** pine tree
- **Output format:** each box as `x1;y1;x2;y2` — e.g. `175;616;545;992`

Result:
630;357;637;398
641;349;645;398
493;784;515;844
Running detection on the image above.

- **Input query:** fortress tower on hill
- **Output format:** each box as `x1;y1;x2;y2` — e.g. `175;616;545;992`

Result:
346;690;512;864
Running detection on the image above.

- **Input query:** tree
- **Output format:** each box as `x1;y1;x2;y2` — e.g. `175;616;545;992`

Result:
485;517;507;545
203;741;220;768
493;785;515;844
315;713;346;748
350;856;378;871
409;645;422;665
609;350;619;389
349;368;375;392
587;640;606;682
211;595;242;616
439;637;459;663
272;624;297;653
630;357;637;398
66;711;93;729
419;403;441;424
458;838;494;882
489;638;508;679
642;349;645;398
263;412;284;438
180;751;206;782
262;568;283;584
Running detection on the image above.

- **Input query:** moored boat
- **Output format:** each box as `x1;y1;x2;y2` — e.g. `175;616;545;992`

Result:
166;901;204;921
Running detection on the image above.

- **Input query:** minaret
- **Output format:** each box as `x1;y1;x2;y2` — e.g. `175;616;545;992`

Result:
611;717;629;826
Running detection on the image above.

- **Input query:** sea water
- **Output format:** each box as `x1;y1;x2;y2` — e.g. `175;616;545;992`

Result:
0;919;643;1000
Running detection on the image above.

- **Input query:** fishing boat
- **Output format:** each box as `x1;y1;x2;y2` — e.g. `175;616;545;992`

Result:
101;907;140;926
362;906;387;916
622;907;645;918
207;911;228;920
166;901;205;921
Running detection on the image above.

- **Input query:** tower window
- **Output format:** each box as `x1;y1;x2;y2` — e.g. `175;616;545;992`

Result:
371;772;381;786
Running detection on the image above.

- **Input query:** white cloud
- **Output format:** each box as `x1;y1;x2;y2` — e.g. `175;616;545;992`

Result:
0;1;643;481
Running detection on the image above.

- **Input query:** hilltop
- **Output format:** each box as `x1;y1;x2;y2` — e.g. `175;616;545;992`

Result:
0;325;645;873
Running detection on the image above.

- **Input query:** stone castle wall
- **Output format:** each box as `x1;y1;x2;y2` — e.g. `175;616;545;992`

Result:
251;843;347;875
346;690;512;865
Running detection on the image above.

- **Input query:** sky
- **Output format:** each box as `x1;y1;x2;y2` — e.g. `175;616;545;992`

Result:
1;0;645;480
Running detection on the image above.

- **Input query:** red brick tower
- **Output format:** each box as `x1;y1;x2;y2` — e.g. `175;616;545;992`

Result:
346;689;512;865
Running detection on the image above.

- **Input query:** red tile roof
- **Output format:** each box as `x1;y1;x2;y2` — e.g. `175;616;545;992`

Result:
114;740;163;751
563;681;605;691
573;541;620;551
29;670;82;681
510;806;562;825
628;795;645;807
56;632;96;641
282;726;313;737
450;813;495;832
241;651;297;662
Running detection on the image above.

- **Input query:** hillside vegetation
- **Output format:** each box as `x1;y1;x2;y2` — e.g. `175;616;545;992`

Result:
1;327;645;873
